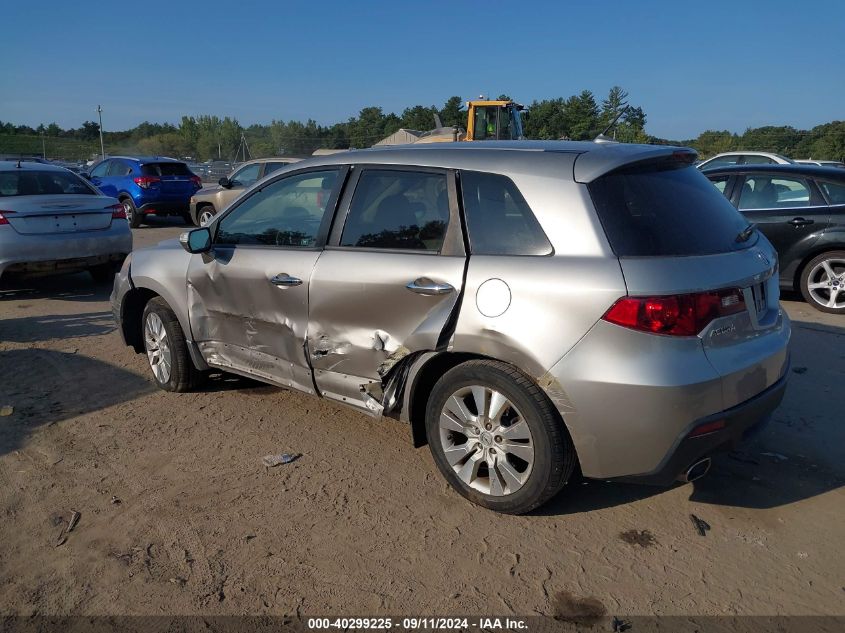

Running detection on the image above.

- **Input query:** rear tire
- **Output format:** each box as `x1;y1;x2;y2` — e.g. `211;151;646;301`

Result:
800;250;845;314
425;359;576;514
141;297;205;392
122;197;142;229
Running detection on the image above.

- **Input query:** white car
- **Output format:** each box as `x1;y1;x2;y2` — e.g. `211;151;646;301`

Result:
697;151;793;170
794;159;845;169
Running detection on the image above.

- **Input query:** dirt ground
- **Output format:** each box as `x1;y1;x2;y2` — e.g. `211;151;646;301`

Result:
0;219;843;619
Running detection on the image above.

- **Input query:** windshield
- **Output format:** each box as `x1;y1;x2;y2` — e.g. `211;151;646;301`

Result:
0;170;96;196
588;162;754;257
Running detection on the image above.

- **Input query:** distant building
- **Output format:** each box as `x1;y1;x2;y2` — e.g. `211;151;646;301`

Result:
374;129;424;146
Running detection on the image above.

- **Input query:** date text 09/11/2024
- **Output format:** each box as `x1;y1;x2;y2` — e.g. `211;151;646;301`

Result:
306;617;528;630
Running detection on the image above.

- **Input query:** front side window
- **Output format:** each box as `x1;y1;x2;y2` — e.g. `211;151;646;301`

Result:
819;180;845;204
738;176;811;209
229;163;261;187
0;170;96;196
216;170;338;247
708;175;731;196
340;170;449;251
460;171;552;255
89;161;110;178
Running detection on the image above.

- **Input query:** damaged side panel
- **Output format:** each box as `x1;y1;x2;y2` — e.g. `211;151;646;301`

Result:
186;246;321;394
307;250;466;415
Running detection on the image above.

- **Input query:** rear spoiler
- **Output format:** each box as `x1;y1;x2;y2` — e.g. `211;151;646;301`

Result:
573;144;697;183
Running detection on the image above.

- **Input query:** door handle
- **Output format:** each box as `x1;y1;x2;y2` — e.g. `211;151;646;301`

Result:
406;277;454;295
788;217;814;227
270;273;302;287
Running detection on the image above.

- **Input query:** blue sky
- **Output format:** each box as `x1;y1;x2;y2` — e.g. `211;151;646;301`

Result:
2;0;843;139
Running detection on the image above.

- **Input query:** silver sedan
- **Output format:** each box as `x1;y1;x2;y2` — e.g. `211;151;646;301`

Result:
0;161;132;282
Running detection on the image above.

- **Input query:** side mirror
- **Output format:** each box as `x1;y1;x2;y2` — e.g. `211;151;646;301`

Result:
218;177;231;188
81;172;91;180
179;228;212;254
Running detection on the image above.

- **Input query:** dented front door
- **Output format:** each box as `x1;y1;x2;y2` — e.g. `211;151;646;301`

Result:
307;167;467;413
186;168;343;393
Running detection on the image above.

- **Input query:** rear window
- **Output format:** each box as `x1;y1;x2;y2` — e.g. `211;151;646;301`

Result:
588;163;752;257
0;170;96;196
141;162;191;176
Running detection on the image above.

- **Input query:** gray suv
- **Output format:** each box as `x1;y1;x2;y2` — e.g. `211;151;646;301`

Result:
111;141;791;514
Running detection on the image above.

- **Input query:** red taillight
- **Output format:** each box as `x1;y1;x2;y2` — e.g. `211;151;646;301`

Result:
133;176;161;188
190;175;202;188
109;204;126;220
688;419;726;438
0;210;13;225
603;288;745;336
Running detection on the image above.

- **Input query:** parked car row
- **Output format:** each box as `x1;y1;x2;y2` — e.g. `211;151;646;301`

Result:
112;141;791;514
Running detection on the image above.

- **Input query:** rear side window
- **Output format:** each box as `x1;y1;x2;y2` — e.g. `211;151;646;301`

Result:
265;162;291;175
340;170;449;251
738;176;811;209
141;162;191;176
108;160;132;177
0;170;95;196
588;163;750;257
460;171;552;255
819;180;845;204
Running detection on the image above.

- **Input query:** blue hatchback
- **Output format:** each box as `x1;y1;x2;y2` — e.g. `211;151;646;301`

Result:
87;156;202;227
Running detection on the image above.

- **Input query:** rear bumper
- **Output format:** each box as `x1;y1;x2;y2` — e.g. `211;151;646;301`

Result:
610;370;789;486
138;201;189;216
0;225;132;277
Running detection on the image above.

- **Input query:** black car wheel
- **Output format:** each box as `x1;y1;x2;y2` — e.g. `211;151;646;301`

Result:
800;250;845;314
122;198;142;228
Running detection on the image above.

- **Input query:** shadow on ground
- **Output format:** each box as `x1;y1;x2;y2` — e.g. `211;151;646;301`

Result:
0;349;155;458
0;311;115;343
0;272;112;303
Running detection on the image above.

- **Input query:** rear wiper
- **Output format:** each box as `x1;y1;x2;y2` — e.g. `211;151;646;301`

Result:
735;223;757;243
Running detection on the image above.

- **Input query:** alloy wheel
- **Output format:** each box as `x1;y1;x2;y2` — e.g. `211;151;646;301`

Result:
438;385;534;496
123;200;134;225
806;257;845;310
144;312;172;384
199;209;215;226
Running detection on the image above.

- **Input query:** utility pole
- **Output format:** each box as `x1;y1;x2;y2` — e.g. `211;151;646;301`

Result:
97;105;105;160
41;131;46;159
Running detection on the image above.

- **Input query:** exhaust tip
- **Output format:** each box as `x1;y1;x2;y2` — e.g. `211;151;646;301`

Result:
678;457;711;483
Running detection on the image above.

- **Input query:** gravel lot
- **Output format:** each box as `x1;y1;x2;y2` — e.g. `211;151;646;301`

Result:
1;219;843;619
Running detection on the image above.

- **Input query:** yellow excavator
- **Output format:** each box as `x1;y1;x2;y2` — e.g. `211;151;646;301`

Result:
414;98;526;144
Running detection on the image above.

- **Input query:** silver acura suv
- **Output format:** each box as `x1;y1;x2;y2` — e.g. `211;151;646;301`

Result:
112;141;790;514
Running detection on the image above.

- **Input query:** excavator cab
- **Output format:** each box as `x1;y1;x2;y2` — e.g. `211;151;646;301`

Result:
466;100;525;141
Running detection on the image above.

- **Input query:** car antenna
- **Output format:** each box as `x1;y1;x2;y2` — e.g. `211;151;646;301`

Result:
16;158;22;168
594;104;629;144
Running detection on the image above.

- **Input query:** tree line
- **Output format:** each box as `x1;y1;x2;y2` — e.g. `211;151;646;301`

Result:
1;86;842;162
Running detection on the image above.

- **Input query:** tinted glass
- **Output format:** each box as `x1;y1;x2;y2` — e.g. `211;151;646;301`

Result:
461;171;552;255
265;162;291;176
341;170;448;251
819;180;845;204
738;176;810;209
740;155;776;165
708;175;730;196
89;161;109;177
216;170;338;246
141;162;191;176
588;163;751;257
0;170;96;196
229;163;261;186
108;160;132;177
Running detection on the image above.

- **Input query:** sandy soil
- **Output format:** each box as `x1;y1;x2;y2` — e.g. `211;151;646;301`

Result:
0;220;843;619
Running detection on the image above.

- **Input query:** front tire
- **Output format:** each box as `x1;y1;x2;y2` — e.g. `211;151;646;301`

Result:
197;205;216;227
141;297;205;392
800;250;845;314
425;359;576;514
